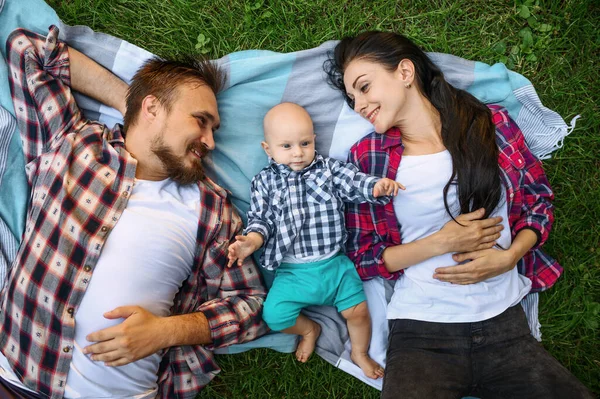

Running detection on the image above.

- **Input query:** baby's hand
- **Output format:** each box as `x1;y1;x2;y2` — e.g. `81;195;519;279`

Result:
373;178;405;197
227;233;263;267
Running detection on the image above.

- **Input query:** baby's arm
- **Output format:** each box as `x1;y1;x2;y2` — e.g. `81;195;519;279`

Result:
227;232;264;267
328;158;403;204
373;178;405;197
228;171;275;267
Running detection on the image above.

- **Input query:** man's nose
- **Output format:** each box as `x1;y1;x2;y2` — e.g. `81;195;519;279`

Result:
201;131;215;151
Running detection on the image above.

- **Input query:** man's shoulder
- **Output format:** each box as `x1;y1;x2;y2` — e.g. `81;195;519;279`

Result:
197;176;229;201
68;120;123;141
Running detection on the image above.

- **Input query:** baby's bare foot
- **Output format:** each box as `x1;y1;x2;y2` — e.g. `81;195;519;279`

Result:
351;352;384;379
295;322;321;363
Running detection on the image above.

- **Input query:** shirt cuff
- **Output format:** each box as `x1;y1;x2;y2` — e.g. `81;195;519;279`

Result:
513;225;543;249
374;242;402;280
361;175;379;201
244;224;269;244
43;26;72;86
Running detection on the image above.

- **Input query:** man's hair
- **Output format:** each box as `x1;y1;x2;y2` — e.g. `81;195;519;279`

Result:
123;56;225;131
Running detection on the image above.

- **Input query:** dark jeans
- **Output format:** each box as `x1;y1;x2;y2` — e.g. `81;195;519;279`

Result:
382;305;595;399
0;376;43;399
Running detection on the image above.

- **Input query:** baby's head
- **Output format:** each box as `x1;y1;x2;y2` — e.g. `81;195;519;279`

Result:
262;102;316;171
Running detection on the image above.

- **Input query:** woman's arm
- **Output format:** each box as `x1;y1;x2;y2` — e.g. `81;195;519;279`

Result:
382;208;504;273
434;108;555;284
433;229;537;284
345;138;503;279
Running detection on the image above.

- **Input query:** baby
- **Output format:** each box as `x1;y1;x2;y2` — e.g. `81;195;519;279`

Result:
227;102;404;379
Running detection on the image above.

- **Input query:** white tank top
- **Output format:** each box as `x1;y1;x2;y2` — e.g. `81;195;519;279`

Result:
387;150;531;323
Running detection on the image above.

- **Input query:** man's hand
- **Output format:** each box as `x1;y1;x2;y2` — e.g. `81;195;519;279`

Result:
433;248;516;284
227;232;264;267
84;306;170;367
373;178;405;197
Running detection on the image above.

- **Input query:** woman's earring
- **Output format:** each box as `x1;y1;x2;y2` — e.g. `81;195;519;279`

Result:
405;83;412;89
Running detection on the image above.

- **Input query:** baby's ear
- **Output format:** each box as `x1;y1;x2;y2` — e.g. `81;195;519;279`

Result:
261;141;271;157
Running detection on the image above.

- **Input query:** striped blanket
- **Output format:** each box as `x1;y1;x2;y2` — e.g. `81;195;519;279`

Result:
0;0;577;390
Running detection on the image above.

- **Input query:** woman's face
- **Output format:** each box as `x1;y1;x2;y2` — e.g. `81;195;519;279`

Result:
343;58;408;134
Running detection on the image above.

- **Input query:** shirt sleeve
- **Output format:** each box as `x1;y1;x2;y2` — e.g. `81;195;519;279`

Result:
345;147;401;281
504;114;555;250
6;26;83;164
243;173;275;244
328;158;389;205
196;196;269;349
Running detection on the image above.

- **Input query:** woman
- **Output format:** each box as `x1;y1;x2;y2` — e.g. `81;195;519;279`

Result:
325;31;593;399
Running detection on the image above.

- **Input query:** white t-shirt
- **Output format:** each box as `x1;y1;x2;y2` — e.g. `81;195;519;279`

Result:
0;178;200;398
387;150;531;323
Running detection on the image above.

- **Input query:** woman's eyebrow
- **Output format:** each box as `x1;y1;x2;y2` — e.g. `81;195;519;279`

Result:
352;74;366;89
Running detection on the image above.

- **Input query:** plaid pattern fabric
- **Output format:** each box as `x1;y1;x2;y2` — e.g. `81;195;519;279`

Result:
346;105;562;292
245;153;387;271
0;27;267;399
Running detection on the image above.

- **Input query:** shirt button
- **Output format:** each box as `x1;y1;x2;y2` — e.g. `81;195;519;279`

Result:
63;346;70;353
67;307;74;315
510;193;514;198
83;265;92;272
101;226;109;232
122;191;129;198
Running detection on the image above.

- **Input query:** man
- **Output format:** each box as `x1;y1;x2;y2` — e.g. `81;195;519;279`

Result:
0;25;268;399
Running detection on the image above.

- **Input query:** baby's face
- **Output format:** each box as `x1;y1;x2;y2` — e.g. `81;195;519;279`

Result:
264;124;316;171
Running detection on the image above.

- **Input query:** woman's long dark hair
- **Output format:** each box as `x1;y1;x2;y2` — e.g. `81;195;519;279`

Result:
325;31;502;220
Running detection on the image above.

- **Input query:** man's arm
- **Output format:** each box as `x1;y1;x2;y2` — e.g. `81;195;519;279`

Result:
7;26;81;163
82;306;212;366
84;193;268;366
68;47;128;116
7;26;129;166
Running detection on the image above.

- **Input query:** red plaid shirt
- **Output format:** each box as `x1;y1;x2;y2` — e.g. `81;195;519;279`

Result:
0;27;267;399
346;105;562;293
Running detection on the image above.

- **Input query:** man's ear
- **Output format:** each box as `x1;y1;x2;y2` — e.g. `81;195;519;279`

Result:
140;95;160;122
261;141;271;158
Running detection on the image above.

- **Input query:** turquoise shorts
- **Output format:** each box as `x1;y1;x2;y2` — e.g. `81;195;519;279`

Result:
262;253;366;331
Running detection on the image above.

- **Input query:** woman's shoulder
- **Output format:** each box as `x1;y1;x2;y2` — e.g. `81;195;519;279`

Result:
487;104;511;127
348;131;381;162
486;104;523;143
349;131;381;152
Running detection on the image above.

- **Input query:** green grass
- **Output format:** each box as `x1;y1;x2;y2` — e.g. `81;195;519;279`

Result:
47;0;600;397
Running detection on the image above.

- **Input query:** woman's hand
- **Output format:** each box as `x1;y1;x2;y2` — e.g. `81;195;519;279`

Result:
436;208;504;254
433;228;538;285
433;248;516;284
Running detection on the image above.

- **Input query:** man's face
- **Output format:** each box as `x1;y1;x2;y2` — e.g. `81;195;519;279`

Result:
151;82;220;185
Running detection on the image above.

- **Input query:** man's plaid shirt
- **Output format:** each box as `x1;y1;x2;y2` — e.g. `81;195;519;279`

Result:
0;27;268;399
346;105;562;293
245;154;388;271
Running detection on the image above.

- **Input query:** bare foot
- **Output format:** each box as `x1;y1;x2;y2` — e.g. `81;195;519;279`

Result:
295;322;321;363
351;352;384;379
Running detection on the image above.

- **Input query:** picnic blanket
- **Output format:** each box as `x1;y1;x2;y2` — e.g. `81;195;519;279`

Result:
0;0;577;391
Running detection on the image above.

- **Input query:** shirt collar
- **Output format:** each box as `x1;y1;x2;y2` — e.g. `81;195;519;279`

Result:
107;123;127;146
269;152;324;176
381;127;403;149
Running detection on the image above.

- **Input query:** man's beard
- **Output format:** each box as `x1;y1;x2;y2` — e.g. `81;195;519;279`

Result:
150;136;207;185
